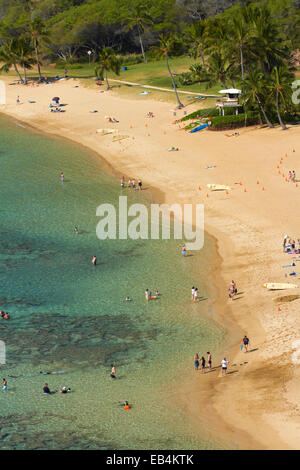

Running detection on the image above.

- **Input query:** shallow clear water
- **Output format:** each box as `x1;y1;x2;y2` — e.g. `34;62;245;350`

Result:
0;115;227;449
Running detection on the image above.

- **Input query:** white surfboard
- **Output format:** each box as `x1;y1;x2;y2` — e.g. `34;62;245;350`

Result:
263;283;298;290
207;184;232;191
96;128;117;135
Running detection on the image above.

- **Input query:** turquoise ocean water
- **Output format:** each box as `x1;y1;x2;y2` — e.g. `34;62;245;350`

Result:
0;115;227;450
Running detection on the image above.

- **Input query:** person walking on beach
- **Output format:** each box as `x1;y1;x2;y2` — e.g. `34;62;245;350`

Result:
221;357;228;376
191;286;195;301
2;378;7;391
194;353;199;370
121;176;126;188
181;244;187;257
138;180;142;191
194;288;198;302
200;356;206;374
207;352;212;369
229;280;237;299
292;170;296;182
242;335;250;353
92;255;97;266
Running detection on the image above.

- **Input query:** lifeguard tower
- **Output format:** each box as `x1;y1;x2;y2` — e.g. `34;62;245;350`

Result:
216;88;242;116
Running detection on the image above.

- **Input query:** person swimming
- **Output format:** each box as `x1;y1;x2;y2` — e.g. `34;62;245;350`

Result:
125;297;132;301
59;386;71;393
123;401;130;410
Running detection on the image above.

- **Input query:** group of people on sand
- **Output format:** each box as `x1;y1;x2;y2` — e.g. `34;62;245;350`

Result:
121;176;142;190
0;309;10;320
194;352;212;373
288;170;297;182
283;235;300;253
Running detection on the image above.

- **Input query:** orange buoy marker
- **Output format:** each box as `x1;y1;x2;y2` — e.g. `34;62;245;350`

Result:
278;171;281;174
257;180;259;184
239;182;242;186
198;186;201;190
262;187;265;191
296;184;298;188
277;165;279;169
244;188;247;192
226;190;229;195
278;307;281;312
206;193;209;198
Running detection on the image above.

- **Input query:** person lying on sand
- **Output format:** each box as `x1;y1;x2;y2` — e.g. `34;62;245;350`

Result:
225;132;239;137
168;147;179;151
106;116;119;123
146;112;154;118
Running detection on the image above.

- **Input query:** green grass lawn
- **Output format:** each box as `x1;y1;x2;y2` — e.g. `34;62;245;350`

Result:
2;56;222;107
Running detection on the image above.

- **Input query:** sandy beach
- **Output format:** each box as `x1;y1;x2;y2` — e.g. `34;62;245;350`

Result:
2;76;300;449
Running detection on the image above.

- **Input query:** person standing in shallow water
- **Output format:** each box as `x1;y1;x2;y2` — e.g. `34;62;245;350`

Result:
92;255;97;266
2;378;7;390
194;353;199;370
200;356;206;374
60;172;64;182
207;352;212;369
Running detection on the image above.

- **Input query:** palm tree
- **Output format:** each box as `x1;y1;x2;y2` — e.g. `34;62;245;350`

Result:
206;51;237;89
242;70;274;128
250;7;289;76
267;66;293;130
230;13;251;82
185;21;208;68
30;17;49;81
0;39;24;83
95;47;121;90
17;37;35;84
151;34;183;109
123;4;153;64
0;37;34;84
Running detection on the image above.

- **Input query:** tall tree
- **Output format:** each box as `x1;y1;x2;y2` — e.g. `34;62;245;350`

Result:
0;38;24;84
267;66;293;130
185;20;208;68
151;33;184;108
29;16;50;81
242;69;274;128
95;47;120;90
123;3;153;63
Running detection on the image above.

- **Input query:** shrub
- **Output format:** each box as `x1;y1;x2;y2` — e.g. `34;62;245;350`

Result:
182;106;245;121
209;112;260;130
178;72;197;86
118;54;144;66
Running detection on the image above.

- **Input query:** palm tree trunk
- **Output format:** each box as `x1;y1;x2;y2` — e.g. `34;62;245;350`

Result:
14;63;24;84
165;54;183;109
256;94;273;128
240;46;244;81
23;63;27;85
105;70;110;90
200;49;205;68
34;40;42;80
137;25;147;64
276;90;287;130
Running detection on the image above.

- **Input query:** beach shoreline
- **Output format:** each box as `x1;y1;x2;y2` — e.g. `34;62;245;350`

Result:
1;75;300;449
